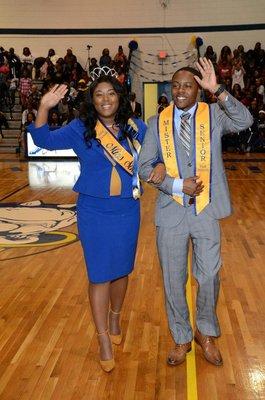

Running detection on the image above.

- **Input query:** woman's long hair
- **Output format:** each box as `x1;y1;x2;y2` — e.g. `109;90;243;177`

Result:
79;75;133;146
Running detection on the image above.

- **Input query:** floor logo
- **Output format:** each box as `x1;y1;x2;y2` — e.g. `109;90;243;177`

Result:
0;200;78;249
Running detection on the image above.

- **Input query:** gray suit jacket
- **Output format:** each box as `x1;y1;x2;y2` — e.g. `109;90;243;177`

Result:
139;94;253;227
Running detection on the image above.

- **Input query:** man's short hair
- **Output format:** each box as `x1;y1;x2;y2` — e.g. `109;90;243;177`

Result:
173;66;202;80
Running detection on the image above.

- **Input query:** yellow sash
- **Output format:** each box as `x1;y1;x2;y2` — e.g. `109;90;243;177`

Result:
159;103;211;215
95;120;134;175
159;104;184;206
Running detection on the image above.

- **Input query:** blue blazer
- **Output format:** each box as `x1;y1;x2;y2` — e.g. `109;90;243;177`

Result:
28;118;147;198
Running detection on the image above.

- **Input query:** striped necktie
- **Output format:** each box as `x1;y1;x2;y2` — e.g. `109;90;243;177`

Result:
179;112;191;156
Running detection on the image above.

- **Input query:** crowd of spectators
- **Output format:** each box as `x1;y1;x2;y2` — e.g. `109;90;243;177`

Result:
0;44;129;111
203;42;265;152
0;42;264;152
0;44;130;151
156;42;265;152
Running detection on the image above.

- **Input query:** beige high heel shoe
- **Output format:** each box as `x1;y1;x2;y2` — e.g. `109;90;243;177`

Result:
109;309;122;345
97;329;115;372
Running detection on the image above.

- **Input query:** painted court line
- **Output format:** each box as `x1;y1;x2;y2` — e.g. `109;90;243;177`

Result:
186;255;198;400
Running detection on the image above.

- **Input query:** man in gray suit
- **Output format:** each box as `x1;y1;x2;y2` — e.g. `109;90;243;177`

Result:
139;57;252;366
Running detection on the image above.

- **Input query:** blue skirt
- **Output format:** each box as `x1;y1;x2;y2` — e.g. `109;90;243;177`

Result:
76;194;140;283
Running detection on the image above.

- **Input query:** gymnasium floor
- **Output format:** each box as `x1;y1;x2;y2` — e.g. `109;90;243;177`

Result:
0;153;264;400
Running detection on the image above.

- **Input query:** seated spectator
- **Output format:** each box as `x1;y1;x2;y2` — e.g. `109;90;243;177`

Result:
28;84;42;109
247;109;265;152
19;70;32;109
241;93;253;108
0;71;9;107
0;60;10;76
33;56;46;79
20;111;36;155
218;60;232;82
89;58;98;74
218;46;233;82
8;74;19;106
0;111;9;137
204;90;217;104
53;58;66;82
0;47;5;64
48;48;60;65
116;65;125;85
204;45;217;64
254;69;262;80
218;45;233;64
0;62;10;109
100;48;112;67
253;42;265;69
74;79;89;108
25;111;36;125
244;49;257;80
22;101;37;126
62;103;76;126
80;70;90;85
129;92;142;118
237;44;245;61
232;60;245;89
70;62;84;86
68;81;78;102
7;48;21;78
157;94;169;114
248;84;258;99
21;47;34;77
58;97;69;123
64;48;77;74
231;83;243;101
21;46;34;65
114;45;127;71
258;109;265;135
256;77;265;106
232;49;240;63
48;111;61;128
248;98;259;119
223;77;232;93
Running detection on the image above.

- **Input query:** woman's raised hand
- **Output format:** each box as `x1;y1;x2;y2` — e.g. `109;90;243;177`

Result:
40;84;68;110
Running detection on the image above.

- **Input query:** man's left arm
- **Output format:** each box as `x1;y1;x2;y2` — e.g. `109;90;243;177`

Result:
194;57;253;134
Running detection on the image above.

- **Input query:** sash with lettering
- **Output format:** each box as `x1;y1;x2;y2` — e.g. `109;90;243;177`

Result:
158;103;211;215
95;119;141;199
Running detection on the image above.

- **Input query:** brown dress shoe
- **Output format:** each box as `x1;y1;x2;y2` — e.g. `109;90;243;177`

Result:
194;329;223;366
167;342;191;366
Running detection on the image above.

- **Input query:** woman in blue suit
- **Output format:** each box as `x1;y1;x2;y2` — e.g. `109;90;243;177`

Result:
28;74;165;372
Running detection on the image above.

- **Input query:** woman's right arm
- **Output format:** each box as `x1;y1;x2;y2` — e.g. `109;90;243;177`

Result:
28;85;78;150
35;84;68;128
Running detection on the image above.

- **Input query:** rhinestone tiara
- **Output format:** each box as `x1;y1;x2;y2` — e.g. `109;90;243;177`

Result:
90;66;118;81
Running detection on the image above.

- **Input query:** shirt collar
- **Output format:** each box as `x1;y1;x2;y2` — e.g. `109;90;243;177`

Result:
174;102;197;118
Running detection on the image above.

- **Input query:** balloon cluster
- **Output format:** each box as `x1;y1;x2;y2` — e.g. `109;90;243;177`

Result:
190;36;204;48
128;40;139;51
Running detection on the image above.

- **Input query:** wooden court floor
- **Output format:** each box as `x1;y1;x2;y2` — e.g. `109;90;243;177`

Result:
0;154;264;400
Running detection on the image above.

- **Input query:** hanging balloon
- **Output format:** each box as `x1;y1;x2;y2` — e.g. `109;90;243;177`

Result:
190;35;197;46
196;37;204;47
128;40;139;51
